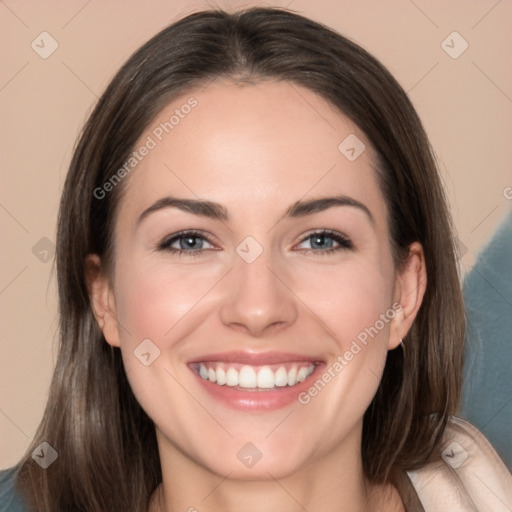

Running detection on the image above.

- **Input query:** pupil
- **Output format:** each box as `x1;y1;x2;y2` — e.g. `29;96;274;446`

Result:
313;234;332;249
183;236;200;249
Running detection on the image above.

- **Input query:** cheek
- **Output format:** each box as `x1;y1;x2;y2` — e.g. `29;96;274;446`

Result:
111;260;230;454
113;259;222;344
292;255;394;346
291;259;395;428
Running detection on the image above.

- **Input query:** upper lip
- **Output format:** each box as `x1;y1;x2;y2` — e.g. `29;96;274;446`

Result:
188;351;322;366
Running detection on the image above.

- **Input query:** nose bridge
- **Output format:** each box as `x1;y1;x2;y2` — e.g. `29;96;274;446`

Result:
219;242;298;336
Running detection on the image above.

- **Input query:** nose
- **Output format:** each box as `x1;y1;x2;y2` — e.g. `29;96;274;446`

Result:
219;250;298;337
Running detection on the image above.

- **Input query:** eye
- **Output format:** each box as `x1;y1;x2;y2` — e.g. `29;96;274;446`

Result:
295;230;353;255
158;230;216;257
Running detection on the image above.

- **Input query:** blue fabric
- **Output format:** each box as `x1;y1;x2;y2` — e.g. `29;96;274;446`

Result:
0;467;30;512
459;208;512;470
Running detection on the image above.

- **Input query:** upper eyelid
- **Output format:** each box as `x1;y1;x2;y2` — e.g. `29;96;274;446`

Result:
296;230;353;249
159;230;217;249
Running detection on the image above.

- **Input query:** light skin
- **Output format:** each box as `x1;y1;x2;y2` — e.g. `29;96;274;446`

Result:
86;79;426;512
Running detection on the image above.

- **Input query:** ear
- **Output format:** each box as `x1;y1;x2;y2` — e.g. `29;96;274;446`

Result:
388;241;427;350
84;254;121;347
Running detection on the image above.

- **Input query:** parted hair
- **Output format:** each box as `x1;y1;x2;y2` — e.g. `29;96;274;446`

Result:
16;6;465;511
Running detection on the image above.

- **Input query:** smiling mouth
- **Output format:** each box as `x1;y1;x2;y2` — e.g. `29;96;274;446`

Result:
192;361;316;390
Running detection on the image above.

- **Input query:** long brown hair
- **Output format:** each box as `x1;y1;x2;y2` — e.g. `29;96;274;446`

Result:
15;6;465;510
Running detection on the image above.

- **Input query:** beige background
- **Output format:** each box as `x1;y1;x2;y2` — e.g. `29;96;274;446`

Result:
1;0;511;468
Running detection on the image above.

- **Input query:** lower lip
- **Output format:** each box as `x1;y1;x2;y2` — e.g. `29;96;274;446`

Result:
190;363;325;411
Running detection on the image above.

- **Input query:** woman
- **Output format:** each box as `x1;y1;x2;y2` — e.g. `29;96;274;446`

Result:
1;6;510;511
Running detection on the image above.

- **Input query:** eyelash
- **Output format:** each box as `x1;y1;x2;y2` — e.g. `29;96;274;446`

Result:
158;229;354;258
157;230;217;258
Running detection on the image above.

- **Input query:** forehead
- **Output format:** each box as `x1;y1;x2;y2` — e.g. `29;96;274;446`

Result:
117;79;387;228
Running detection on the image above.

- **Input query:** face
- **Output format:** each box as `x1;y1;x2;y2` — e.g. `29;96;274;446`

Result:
88;79;425;481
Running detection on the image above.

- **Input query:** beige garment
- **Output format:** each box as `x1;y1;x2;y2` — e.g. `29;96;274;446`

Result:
405;416;512;511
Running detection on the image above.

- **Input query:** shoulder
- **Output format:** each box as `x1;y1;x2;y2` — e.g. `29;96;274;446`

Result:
0;466;31;512
407;416;512;511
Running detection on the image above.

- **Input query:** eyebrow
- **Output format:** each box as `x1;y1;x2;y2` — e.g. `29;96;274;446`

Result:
137;194;374;226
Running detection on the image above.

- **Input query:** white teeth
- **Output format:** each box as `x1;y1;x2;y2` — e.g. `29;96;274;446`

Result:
239;365;257;388
226;367;239;386
216;366;226;385
274;366;288;387
197;362;315;389
256;366;275;389
288;367;297;386
296;366;308;383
